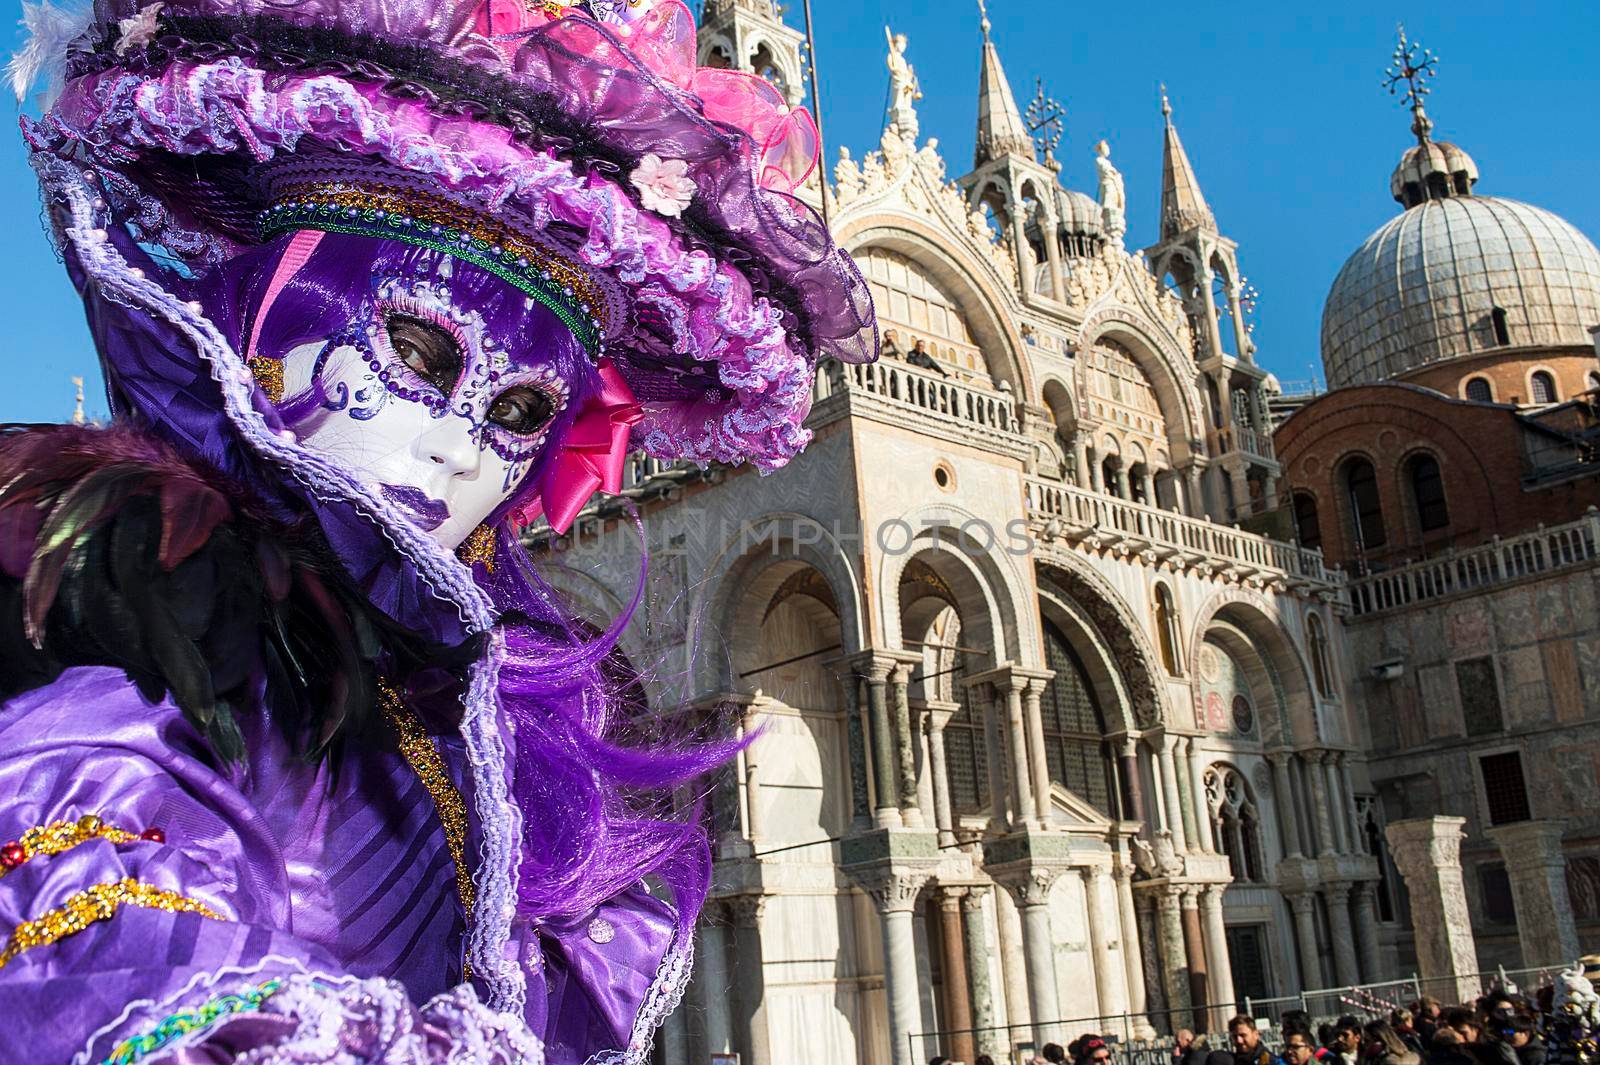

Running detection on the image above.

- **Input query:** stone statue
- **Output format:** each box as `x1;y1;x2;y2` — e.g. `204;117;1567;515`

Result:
884;26;921;141
1095;139;1127;243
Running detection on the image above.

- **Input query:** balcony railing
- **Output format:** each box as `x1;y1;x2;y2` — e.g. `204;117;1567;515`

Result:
1207;423;1276;461
814;358;1025;449
1348;509;1600;616
1024;479;1340;589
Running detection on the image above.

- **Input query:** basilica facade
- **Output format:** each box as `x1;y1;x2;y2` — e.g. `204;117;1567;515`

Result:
530;5;1389;1065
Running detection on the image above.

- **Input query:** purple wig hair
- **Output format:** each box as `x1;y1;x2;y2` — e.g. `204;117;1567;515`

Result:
150;230;732;923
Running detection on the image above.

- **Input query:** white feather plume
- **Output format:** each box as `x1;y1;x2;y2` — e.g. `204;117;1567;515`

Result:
7;0;93;110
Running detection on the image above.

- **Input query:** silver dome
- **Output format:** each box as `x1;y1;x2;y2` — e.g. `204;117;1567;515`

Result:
1321;196;1600;388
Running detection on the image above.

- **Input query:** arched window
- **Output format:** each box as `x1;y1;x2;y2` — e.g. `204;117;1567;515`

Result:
1154;585;1181;675
1531;370;1558;405
1204;765;1264;882
1491;306;1511;346
1039;621;1115;815
1465;376;1494;403
1408;454;1450;532
1343;457;1387;551
1293;492;1322;551
1308;611;1334;698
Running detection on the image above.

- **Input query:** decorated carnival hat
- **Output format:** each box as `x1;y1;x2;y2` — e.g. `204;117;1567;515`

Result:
13;0;877;485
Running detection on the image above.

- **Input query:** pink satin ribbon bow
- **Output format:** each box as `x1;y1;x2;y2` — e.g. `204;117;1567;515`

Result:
512;358;644;534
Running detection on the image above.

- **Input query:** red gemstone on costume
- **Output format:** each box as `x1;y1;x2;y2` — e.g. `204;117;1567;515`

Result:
0;842;24;868
141;828;165;843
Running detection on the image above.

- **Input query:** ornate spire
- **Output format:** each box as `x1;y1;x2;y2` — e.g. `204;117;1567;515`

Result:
973;0;1035;166
1158;86;1216;239
1384;24;1438;146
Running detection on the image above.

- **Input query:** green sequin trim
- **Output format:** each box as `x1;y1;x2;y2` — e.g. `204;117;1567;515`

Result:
104;978;283;1065
261;200;603;358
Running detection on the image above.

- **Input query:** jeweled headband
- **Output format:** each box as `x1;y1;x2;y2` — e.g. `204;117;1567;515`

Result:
260;182;606;359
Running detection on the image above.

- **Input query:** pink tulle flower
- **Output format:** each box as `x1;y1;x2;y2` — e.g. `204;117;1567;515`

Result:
629;154;695;218
115;2;163;56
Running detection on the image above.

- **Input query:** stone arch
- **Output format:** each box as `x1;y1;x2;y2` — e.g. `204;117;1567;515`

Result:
1080;306;1206;453
876;502;1034;671
693;512;867;695
1035;555;1166;729
839;217;1032;397
1187;587;1318;747
1037;583;1139;736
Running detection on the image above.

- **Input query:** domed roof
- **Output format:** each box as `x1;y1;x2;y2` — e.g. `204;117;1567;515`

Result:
1055;187;1104;237
1321;195;1600;388
1390;140;1479;206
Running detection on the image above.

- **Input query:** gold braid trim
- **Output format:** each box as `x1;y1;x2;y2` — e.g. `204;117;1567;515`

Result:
0;815;148;879
454;524;497;573
249;355;285;403
0;878;224;970
378;681;476;925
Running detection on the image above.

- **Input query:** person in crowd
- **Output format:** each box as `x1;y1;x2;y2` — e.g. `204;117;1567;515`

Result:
1282;1012;1329;1061
1443;1006;1518;1065
1330;1018;1364;1065
1429;1028;1479;1065
1069;1036;1110;1065
883;328;904;359
1041;1042;1066;1065
1281;1028;1319;1065
1232;1015;1276;1065
1415;998;1446;1043
1176;1029;1198;1065
1394;1009;1427;1055
1502;1015;1546;1065
1365;1020;1423;1065
908;338;951;377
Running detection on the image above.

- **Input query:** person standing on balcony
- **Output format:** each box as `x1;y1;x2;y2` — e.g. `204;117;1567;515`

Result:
909;338;951;377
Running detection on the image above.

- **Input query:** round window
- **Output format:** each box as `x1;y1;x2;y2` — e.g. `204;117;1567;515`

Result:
1231;694;1255;734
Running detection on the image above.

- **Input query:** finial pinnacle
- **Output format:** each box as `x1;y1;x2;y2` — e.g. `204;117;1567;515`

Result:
1384;23;1439;146
1160;82;1172;121
977;0;991;39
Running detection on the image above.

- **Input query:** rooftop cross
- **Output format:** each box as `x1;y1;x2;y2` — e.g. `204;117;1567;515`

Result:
1025;77;1065;169
1384;24;1439;145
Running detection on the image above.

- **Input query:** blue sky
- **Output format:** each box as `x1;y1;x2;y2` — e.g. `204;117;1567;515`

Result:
1;2;1596;421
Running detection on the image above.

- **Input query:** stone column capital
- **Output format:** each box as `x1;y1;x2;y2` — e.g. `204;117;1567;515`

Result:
1325;880;1354;903
1288;891;1317;916
1484;819;1568;865
1385;816;1467;876
860;868;932;915
959;883;992;914
995;866;1065;908
725;893;768;927
1179;884;1203;908
1077;863;1111;886
1265;749;1292;767
938;885;969;911
922;699;961;731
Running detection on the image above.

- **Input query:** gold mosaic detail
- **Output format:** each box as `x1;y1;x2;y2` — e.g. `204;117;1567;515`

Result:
455;524;497;573
0;815;145;879
378;680;476;926
272;182;606;335
249;355;285;403
0;878;224;970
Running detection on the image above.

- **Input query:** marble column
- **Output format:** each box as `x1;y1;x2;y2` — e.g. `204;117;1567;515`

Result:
1114;862;1150;1023
939;889;976;1065
1175;740;1201;852
1155;889;1191;1021
699;902;735;1056
1082;866;1127;1018
1385;817;1481;1003
1184;466;1204;519
1288;892;1322;990
892;663;923;828
728;895;771;1065
1487;820;1582;967
926;704;958;849
1353;882;1384;982
1024;677;1053;826
1003;677;1037;825
1304;752;1334;856
1338;755;1366;852
997;884;1031;1033
1324;882;1361;987
980;684;1011;830
1004;871;1065;1047
1322;755;1349;854
739;703;765;846
1199;272;1226;364
963;887;1005;1064
870;873;931;1065
1179;888;1210;1031
1119;737;1148;824
1186;739;1213;852
1115;463;1131;500
1199;885;1235;1027
841;670;872;831
867;660;900;827
1157;736;1190;853
1267;752;1303;858
1073;437;1090;489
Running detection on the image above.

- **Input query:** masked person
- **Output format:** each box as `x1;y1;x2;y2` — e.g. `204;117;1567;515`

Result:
0;0;876;1060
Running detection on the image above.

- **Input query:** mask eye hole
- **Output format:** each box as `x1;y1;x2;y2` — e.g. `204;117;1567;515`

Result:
385;313;463;393
487;386;557;435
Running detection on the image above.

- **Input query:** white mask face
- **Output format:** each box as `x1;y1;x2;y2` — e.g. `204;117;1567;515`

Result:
277;275;569;550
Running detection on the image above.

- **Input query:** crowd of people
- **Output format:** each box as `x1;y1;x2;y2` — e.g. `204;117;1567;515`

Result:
930;978;1594;1065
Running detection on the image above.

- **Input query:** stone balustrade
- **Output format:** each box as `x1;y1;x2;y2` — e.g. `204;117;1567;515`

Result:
1348;508;1600;616
1206;423;1276;461
1024;479;1340;590
814;358;1028;453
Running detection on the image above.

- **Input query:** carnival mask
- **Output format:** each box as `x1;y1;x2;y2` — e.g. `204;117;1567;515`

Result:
278;273;571;550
